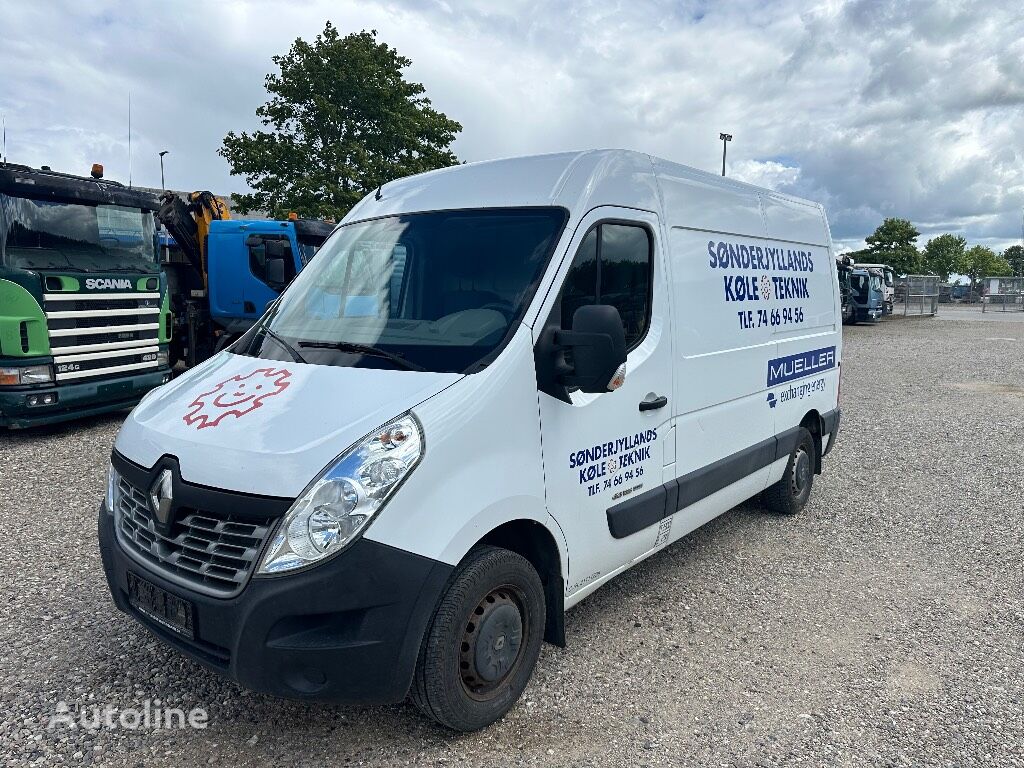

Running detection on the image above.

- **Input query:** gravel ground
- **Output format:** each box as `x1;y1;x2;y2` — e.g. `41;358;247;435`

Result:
1;312;1022;767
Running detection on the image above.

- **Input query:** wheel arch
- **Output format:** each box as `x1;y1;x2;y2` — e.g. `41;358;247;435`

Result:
799;409;823;474
473;519;566;648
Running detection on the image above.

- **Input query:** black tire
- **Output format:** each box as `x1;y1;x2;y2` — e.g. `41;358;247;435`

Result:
168;337;184;369
411;546;545;731
763;427;815;515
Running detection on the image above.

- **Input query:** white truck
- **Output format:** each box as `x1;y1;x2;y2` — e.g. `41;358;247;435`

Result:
99;150;842;731
853;262;895;314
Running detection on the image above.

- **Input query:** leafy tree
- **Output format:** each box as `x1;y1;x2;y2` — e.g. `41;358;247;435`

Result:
921;233;966;281
1002;244;1024;277
864;218;922;275
961;245;1012;296
221;22;462;219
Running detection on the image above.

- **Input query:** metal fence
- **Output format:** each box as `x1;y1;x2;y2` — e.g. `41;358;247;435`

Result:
895;275;940;316
982;276;1024;313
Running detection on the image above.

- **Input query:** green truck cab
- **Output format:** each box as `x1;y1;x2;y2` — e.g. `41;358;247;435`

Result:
0;163;171;428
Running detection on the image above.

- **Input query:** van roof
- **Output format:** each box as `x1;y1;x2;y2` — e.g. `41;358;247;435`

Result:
345;149;831;247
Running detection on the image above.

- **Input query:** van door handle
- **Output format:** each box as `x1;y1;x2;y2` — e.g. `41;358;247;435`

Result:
639;394;668;412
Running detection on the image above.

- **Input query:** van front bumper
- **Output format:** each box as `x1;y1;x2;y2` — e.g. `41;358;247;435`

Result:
98;504;453;704
0;369;169;428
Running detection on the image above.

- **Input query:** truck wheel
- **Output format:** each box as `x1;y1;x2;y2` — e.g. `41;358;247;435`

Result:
168;338;184;369
763;427;815;515
411;546;545;731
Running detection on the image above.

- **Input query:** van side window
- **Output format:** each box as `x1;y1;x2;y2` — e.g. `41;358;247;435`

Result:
560;223;651;349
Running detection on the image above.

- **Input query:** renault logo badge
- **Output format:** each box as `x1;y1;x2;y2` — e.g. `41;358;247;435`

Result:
149;469;174;525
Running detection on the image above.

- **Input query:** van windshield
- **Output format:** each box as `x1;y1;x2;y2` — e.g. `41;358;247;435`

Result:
239;207;568;373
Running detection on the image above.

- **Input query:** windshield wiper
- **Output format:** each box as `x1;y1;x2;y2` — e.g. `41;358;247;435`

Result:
298;340;425;372
257;326;308;365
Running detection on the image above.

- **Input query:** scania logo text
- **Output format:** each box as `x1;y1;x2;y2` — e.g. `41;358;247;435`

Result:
85;278;133;290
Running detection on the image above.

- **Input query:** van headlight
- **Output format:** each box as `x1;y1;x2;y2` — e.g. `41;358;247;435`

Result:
105;462;120;514
257;413;424;574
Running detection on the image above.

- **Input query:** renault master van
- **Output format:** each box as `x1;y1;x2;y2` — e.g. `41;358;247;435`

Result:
99;150;842;731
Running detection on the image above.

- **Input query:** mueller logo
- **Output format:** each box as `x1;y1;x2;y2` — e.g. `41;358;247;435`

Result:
767;346;836;387
183;367;292;429
85;278;133;290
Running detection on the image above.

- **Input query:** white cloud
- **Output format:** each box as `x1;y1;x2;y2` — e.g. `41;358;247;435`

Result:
0;0;1022;250
730;160;801;192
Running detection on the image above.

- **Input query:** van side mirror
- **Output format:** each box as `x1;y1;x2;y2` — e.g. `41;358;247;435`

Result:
555;304;627;393
265;257;286;286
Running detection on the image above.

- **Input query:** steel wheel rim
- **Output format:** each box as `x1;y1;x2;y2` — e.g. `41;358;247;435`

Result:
791;447;811;496
458;584;528;700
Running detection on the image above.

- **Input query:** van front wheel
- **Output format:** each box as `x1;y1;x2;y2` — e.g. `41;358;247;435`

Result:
763;427;815;515
411;546;545;731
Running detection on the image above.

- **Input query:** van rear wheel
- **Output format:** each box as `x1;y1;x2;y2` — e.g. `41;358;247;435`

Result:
763;427;815;515
411;546;545;731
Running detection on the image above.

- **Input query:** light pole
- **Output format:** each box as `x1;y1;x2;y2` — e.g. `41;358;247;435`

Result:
719;133;732;176
158;150;169;190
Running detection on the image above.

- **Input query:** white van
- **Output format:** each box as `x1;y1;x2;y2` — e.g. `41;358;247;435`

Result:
99;150;842;731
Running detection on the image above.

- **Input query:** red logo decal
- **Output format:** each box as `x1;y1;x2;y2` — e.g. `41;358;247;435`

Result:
182;367;292;429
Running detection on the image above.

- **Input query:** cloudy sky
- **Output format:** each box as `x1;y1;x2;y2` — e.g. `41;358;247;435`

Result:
1;0;1022;251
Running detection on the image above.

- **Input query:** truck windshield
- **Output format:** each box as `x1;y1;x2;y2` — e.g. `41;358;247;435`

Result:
0;194;159;272
296;235;324;266
242;207;568;374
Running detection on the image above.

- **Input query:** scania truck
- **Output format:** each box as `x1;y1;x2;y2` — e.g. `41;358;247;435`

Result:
0;163;171;428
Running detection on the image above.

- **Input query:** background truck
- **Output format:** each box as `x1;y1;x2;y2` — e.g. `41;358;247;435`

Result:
851;267;884;323
837;255;856;324
0;162;172;428
157;192;333;367
853;262;895;315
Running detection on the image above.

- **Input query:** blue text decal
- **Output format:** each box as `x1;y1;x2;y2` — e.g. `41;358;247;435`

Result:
767;346;836;387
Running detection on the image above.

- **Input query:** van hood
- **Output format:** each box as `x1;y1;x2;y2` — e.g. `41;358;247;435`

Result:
115;352;461;497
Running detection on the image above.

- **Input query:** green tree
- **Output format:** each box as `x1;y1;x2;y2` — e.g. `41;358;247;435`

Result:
221;22;462;219
921;233;966;281
863;218;922;275
961;245;1012;296
1001;244;1024;277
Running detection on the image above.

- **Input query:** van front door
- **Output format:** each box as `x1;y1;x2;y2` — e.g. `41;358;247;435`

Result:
535;209;674;598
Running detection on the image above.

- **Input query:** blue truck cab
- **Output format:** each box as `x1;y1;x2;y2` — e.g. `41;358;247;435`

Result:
207;219;328;333
851;267;884;323
157;194;334;368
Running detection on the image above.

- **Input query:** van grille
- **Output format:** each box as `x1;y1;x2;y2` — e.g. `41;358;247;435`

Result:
113;476;274;597
43;291;163;382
